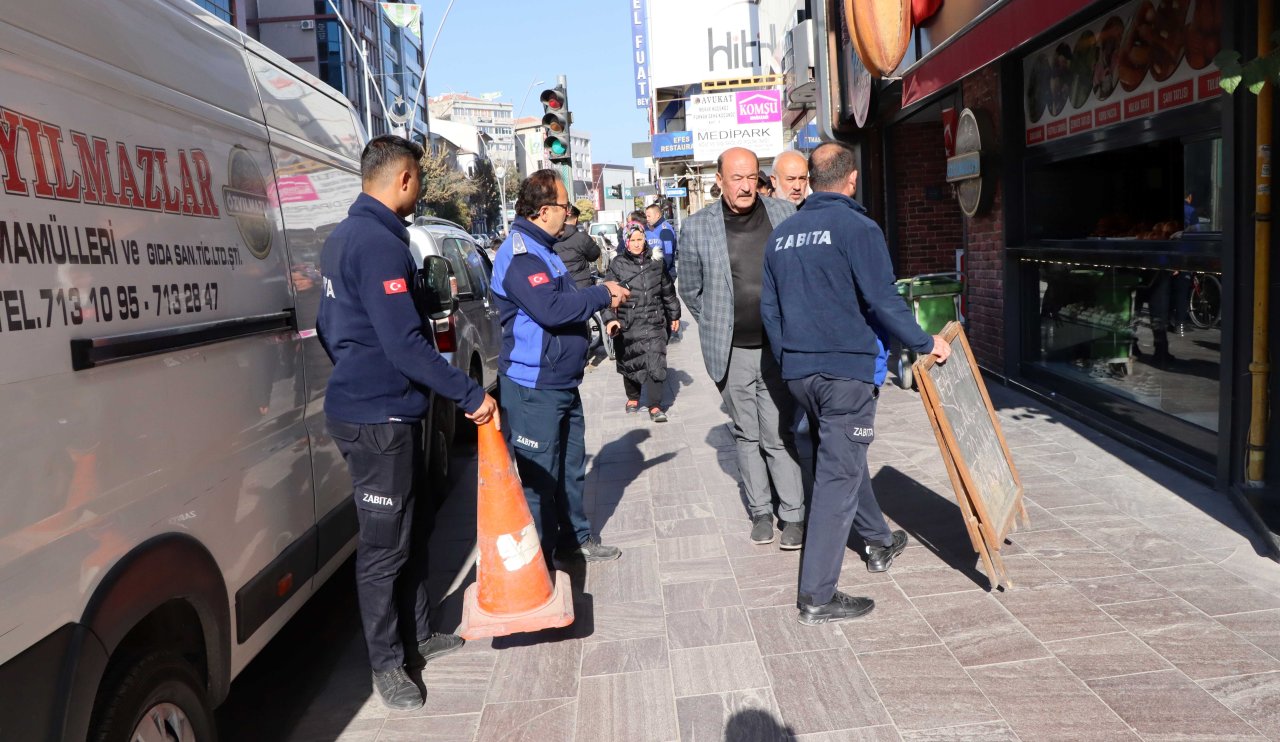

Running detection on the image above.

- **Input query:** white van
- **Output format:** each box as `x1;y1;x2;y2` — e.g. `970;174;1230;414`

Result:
0;2;452;739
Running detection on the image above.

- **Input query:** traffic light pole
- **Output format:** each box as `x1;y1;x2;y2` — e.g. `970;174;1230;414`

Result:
558;75;573;201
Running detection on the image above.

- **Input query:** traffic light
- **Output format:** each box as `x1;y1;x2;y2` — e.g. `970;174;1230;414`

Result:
540;85;571;164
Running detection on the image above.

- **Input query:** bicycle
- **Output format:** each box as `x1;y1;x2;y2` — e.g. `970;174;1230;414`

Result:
1188;272;1221;329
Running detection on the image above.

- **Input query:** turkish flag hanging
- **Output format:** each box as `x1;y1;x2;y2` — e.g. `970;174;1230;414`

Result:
941;107;958;158
912;0;942;24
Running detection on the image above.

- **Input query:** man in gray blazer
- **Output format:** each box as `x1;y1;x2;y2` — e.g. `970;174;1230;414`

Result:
678;147;806;549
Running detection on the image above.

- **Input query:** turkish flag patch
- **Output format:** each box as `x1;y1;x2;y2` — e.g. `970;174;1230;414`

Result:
528;272;550;287
383;278;408;295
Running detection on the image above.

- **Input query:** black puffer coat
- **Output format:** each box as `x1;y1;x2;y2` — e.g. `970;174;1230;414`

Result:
603;249;681;384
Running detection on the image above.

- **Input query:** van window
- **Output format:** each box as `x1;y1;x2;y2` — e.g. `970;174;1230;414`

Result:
454;238;491;299
443;238;474;297
248;54;363;161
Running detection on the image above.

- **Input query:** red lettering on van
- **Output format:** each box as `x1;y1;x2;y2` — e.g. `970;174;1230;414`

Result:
191;150;218;217
136;147;161;211
17;115;56;199
116;141;145;209
40;121;82;202
153;149;181;213
0;110;28;195
71;132;119;206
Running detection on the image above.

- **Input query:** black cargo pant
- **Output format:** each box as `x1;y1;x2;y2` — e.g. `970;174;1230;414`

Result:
328;419;430;673
787;375;894;607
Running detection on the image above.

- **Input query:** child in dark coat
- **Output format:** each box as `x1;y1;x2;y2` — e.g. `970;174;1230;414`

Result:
603;225;681;422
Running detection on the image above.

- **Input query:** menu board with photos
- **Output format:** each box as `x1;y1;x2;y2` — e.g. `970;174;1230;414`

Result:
1023;0;1222;146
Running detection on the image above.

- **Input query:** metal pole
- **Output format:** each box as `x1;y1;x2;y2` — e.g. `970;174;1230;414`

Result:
1248;1;1274;484
361;39;373;135
405;0;457;134
558;74;574;201
324;0;388;129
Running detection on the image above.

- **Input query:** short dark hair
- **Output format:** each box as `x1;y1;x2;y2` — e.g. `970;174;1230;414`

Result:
808;142;859;191
645;203;662;213
629;210;645;223
756;171;773;190
361;134;423;185
515;169;562;218
568;203;581;219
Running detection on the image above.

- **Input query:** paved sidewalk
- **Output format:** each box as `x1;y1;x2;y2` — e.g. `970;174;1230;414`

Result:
244;315;1280;741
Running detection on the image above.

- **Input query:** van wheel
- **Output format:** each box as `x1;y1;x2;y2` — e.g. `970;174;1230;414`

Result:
91;651;216;742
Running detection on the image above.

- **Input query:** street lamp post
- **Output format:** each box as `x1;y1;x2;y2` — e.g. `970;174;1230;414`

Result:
495;166;509;237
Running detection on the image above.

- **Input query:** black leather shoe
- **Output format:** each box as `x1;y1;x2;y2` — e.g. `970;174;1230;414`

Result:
406;632;464;670
797;591;875;625
750;514;775;544
866;530;908;573
372;666;424;710
779;521;804;550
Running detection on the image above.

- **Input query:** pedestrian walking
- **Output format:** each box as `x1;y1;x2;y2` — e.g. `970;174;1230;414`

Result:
771;150;810;205
491;169;630;565
604;225;681;422
644;202;678;277
316;135;498;710
678;146;807;550
760;142;952;625
555;204;601;290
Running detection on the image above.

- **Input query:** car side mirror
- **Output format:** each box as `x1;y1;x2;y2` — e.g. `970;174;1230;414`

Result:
421;255;456;320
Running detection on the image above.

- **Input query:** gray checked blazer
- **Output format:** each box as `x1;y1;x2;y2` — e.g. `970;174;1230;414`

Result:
677;196;797;382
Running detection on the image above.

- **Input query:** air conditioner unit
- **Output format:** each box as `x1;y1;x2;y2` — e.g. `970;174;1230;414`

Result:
300;19;316;30
783;19;817;109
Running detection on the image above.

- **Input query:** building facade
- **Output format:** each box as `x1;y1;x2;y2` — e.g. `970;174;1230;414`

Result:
817;0;1276;546
429;94;516;167
241;0;427;140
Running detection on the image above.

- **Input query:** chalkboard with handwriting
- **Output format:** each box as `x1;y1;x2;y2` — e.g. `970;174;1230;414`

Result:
915;322;1026;588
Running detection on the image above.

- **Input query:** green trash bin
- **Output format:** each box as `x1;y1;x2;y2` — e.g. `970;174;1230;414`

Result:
893;272;963;389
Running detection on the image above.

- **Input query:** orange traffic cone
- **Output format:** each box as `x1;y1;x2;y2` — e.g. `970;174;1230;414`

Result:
457;420;575;640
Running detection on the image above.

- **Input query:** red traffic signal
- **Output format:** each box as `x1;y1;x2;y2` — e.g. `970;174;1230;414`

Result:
540;88;566;111
540;85;571;164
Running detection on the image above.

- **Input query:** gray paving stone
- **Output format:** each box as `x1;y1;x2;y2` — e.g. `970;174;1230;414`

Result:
669;642;770;697
1069;572;1173;606
1200;670;1280;740
912;591;1050;668
584;544;661;605
485;638;581;704
658;555;735;585
1102;597;1280;680
675;687;789;742
1008;527;1134;581
582;601;667;643
993;584;1123;642
474;698;576;742
1216;608;1280;662
858;644;999;732
968;658;1137;741
1083;521;1208;571
661;577;743;613
747;604;850;656
792;725;903;741
837;583;941;656
1045;630;1173;680
899;721;1019;741
580;636;669;677
575;669;679;742
666;605;754;650
1143;563;1280;616
375;713;480;741
655;533;725;562
764;648;892;736
1088;669;1265;740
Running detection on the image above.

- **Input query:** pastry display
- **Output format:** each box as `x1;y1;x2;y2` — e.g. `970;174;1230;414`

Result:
1185;0;1221;70
1148;0;1190;82
1049;42;1074;116
1118;1;1155;91
1071;30;1099;109
1026;54;1049;123
1094;16;1125;100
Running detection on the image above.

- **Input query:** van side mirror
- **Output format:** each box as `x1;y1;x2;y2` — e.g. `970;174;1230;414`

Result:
421;255;456;320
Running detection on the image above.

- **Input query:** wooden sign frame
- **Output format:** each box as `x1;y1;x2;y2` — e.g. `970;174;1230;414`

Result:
913;322;1029;589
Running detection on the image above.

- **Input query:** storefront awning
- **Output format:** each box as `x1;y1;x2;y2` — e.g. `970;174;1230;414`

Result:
901;0;1098;108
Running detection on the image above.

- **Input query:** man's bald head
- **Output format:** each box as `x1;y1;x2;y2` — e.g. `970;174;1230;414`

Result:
715;147;762;214
809;142;859;197
771;150;809;204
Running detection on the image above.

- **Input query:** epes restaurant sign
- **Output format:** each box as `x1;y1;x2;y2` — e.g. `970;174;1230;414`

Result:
1023;0;1221;146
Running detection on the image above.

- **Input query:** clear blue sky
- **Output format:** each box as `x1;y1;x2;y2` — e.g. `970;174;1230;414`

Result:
419;0;649;168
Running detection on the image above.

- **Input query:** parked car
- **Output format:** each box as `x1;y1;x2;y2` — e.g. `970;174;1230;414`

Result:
410;218;503;483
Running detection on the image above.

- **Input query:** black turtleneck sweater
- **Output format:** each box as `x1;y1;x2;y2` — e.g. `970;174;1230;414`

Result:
723;197;770;347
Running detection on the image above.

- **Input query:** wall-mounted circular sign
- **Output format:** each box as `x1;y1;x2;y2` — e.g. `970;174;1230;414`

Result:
946;108;995;218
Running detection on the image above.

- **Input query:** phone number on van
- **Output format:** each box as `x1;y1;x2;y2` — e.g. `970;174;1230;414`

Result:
0;282;220;332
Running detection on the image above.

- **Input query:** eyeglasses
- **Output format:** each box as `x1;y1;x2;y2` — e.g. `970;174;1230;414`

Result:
543;202;571;212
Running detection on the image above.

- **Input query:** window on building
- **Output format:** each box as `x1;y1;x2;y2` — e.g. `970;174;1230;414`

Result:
315;19;345;94
193;0;233;24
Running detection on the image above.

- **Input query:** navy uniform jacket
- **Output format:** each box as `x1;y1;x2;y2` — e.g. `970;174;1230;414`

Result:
761;191;933;385
491;217;612;389
317;193;483;424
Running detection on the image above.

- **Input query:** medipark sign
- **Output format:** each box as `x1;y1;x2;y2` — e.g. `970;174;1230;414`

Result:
688;90;784;162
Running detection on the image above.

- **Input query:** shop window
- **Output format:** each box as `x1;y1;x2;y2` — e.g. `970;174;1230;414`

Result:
1025;137;1223;245
1023;259;1221;437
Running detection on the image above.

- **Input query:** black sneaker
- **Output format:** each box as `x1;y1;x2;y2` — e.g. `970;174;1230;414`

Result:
406;632;464;670
750;514;775;545
372;666;424;710
797;591;875;625
563;536;621;562
649;407;668;423
779;521;804;550
866;529;908;573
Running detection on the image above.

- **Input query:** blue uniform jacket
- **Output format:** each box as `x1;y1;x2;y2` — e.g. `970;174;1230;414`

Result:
761;191;934;385
491;217;612;389
645;218;677;275
317;193;483;424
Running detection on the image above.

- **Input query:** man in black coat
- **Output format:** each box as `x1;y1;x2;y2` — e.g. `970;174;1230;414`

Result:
555;204;601;289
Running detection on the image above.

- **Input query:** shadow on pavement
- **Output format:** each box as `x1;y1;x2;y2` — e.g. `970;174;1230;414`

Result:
589;429;675;533
723;708;797;741
873;465;991;590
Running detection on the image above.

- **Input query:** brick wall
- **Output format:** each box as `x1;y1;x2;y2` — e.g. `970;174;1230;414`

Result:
960;64;1005;371
890;121;964;277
